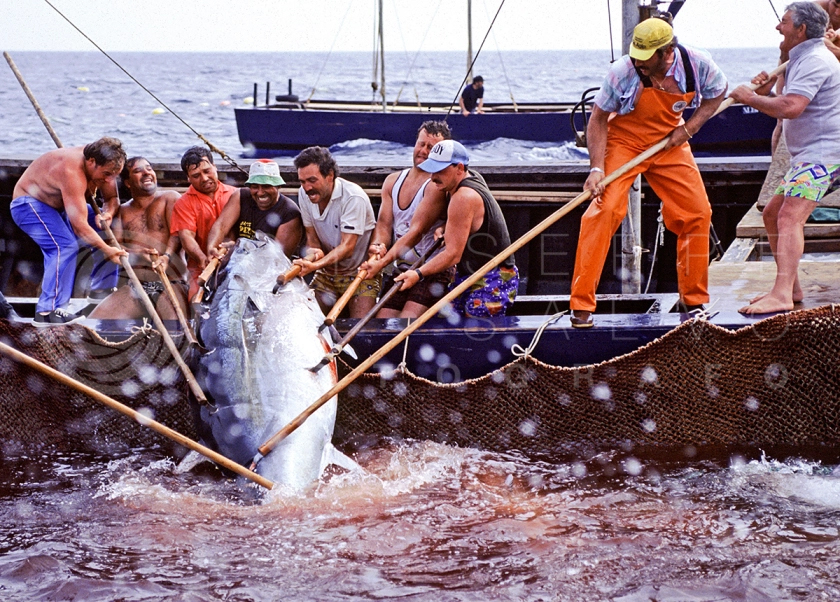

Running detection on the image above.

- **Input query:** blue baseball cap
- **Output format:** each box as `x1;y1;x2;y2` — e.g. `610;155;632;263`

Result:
418;140;470;173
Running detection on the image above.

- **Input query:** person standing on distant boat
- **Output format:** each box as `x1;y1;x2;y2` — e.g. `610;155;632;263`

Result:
292;146;380;318
206;159;303;260
90;157;188;320
361;120;454;318
10;137;128;326
159;146;238;299
730;2;840;315
394;139;518;318
569;17;727;329
459;75;485;116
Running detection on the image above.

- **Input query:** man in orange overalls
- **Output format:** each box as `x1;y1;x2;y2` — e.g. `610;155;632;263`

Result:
570;18;728;328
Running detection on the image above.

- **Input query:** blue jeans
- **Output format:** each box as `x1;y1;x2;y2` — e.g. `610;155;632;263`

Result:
10;196;118;313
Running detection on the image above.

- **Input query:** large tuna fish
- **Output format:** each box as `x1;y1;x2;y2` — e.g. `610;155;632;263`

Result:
194;232;355;491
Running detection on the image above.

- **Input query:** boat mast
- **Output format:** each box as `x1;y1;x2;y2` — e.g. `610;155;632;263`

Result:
378;0;386;111
621;0;643;294
466;0;473;80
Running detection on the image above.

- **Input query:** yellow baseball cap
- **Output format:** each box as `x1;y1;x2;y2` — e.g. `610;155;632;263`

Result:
629;18;674;61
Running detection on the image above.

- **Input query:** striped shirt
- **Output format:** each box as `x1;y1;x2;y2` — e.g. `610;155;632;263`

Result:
593;44;728;116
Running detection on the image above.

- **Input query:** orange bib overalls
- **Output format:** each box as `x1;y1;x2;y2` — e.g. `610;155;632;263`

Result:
570;85;712;312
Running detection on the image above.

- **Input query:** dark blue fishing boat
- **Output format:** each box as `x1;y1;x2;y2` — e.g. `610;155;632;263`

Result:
234;100;776;156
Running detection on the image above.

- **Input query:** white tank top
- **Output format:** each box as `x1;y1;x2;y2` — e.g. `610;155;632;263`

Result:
391;168;444;268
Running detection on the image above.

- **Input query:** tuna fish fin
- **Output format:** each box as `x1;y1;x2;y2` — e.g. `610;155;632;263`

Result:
320;444;363;474
174;450;212;474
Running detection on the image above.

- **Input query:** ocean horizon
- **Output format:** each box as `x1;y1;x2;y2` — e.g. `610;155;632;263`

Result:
0;48;780;164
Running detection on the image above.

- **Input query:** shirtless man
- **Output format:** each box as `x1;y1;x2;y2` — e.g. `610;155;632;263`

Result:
10;137;128;326
89;157;188;320
362;121;453;318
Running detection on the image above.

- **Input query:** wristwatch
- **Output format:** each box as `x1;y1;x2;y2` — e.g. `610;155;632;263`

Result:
414;268;425;282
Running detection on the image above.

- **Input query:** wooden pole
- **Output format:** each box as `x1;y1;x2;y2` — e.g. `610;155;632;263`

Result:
309;238;444;372
252;63;789;463
154;262;198;346
3;52;63;148
320;254;378;328
0;341;273;490
191;255;223;305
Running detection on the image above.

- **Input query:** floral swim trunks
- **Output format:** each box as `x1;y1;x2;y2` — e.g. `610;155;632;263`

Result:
450;265;519;318
775;162;840;202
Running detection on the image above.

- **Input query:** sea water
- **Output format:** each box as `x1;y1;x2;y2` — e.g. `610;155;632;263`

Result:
6;48;839;602
0;48;779;164
2;443;840;600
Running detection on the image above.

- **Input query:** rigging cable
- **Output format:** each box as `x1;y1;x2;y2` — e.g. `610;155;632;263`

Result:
42;0;246;174
767;0;781;22
309;0;358;102
607;0;615;63
445;0;507;119
481;0;517;110
392;0;444;106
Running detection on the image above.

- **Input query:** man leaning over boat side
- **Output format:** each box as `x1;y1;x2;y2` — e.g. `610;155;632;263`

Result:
391;139;518;318
89;156;188;321
361;120;454;318
156;146;238;299
206;159;303;261
291;146;380;319
730;2;840;315
569;17;727;329
768;0;840;152
460;75;485;116
10;137;128;327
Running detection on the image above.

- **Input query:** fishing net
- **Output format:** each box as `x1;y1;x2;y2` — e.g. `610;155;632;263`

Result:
0;321;195;454
336;305;840;456
2;305;839;459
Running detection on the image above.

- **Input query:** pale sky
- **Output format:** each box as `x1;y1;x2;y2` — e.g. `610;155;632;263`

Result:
1;0;783;53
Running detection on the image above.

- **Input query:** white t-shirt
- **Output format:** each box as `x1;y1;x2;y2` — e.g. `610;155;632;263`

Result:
298;177;375;275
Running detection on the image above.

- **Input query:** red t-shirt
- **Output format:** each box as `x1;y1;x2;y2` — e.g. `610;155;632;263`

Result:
171;182;236;275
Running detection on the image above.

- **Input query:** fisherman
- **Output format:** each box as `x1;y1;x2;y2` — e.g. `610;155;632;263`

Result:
392;139;518;318
361;120;454;318
569;17;727;328
459;75;485;116
89;157;188;320
158;146;238;299
10;137;128;326
292;146;379;318
730;2;840;314
206;159;303;260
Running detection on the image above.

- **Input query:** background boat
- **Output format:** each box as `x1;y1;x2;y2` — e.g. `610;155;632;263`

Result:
235;0;778;156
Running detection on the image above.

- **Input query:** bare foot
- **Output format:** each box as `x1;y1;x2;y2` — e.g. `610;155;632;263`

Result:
750;287;803;304
738;294;794;315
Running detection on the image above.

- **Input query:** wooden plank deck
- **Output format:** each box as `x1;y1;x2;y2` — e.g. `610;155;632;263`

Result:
708;260;840;313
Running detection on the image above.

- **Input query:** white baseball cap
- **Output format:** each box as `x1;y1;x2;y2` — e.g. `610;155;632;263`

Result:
418;140;470;173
